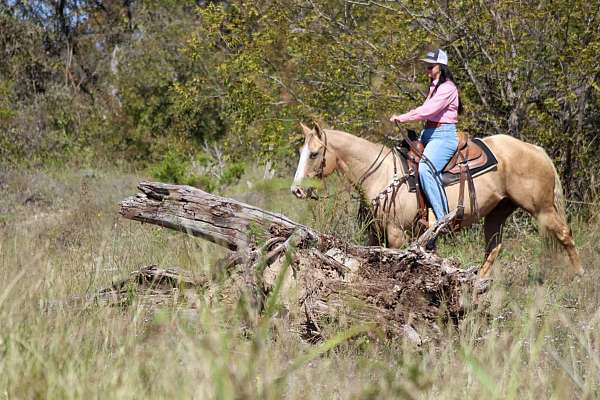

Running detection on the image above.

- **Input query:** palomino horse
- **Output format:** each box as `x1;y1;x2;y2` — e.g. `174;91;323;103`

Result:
290;123;584;278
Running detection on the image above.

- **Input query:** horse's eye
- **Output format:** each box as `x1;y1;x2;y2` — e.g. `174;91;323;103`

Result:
309;152;319;159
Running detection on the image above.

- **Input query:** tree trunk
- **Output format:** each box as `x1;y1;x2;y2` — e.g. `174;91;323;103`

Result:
119;182;486;343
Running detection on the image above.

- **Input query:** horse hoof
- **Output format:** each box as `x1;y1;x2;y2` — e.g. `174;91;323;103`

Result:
425;238;437;252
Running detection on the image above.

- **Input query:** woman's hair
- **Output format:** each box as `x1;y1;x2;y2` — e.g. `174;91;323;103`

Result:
429;64;463;114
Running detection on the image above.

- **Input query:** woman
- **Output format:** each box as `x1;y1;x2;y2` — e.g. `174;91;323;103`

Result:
390;48;461;222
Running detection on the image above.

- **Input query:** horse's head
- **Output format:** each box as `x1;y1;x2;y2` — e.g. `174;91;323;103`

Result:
291;122;338;199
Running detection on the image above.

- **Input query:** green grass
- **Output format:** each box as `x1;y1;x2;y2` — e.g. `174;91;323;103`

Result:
1;167;599;399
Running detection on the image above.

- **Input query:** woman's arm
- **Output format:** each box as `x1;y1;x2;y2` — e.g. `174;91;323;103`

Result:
390;82;457;123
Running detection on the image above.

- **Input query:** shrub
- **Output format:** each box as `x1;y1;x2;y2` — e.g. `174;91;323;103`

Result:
150;151;196;186
220;162;245;187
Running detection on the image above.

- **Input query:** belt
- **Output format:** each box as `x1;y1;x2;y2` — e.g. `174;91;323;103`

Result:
425;120;445;129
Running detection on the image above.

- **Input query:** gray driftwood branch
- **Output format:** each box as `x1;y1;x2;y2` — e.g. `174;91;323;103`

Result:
119;182;483;343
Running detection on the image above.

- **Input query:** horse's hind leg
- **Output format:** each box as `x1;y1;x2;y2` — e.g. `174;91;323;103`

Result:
480;199;517;278
536;208;584;276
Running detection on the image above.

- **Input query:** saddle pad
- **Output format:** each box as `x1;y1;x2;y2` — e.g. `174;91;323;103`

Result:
441;138;498;187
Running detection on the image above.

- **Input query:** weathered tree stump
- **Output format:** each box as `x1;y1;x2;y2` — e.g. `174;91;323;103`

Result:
119;182;486;343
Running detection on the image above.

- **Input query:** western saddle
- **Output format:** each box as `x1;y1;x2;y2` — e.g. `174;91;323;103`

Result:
402;131;492;231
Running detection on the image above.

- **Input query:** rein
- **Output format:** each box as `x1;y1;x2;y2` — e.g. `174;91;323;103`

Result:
356;145;387;188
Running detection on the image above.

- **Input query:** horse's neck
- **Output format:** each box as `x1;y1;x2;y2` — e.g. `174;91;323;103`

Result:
326;130;397;200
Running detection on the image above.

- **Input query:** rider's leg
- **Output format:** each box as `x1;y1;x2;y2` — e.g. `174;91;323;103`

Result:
418;124;458;220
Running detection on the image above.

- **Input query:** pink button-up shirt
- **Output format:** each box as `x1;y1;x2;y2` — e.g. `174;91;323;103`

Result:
395;80;459;124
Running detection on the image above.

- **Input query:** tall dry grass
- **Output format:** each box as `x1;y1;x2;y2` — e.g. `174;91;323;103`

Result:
0;167;599;399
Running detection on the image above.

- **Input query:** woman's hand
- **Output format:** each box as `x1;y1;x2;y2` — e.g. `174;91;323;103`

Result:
389;115;403;123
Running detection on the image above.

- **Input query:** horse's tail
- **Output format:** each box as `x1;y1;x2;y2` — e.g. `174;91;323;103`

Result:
552;163;567;223
539;148;567;251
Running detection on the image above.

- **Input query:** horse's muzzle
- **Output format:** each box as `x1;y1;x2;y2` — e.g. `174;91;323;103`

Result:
291;186;319;200
291;185;307;199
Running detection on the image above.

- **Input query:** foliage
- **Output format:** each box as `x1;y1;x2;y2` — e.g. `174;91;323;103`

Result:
179;0;600;199
0;0;599;199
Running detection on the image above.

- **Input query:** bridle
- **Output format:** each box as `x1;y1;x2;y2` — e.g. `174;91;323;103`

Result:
315;129;328;179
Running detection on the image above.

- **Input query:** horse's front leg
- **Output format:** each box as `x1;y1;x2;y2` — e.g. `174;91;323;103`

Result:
386;224;409;249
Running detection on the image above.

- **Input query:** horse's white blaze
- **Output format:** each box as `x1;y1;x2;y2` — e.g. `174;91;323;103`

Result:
292;144;310;187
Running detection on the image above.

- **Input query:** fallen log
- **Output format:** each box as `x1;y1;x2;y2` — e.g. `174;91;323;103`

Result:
120;181;319;251
119;182;486;343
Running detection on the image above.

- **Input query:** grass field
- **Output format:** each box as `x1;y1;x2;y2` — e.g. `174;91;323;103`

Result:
1;167;599;399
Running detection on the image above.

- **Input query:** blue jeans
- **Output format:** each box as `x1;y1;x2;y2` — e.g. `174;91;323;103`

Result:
419;124;458;220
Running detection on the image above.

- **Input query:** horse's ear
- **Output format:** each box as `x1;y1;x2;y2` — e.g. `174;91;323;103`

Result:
300;122;312;137
313;122;323;140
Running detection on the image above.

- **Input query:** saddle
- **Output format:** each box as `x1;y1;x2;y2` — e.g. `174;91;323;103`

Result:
398;130;498;231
